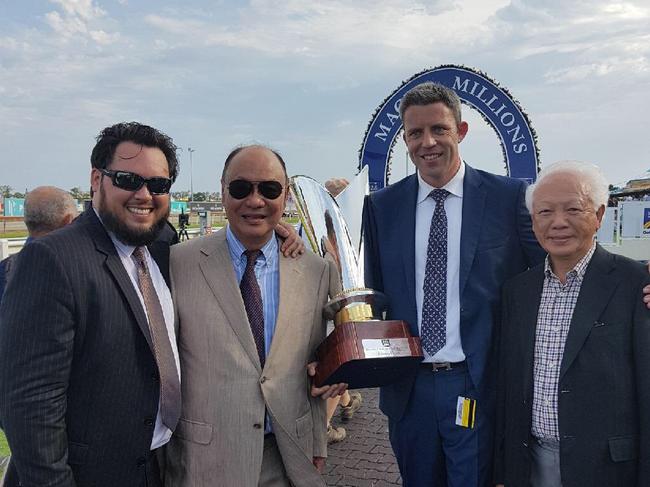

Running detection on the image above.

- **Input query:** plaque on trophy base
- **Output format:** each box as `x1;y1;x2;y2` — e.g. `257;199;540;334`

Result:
314;320;423;389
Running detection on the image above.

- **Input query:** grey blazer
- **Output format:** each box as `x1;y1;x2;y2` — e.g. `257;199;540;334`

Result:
164;228;339;487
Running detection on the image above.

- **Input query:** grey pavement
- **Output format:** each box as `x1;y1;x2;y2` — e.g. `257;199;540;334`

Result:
324;388;402;487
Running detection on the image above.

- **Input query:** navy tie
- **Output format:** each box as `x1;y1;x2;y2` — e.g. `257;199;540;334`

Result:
421;189;449;356
241;250;266;368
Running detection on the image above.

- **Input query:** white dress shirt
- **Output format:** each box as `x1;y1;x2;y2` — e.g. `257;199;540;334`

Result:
415;162;466;363
107;232;180;450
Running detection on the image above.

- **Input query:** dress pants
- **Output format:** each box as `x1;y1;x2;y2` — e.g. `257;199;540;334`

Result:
259;434;291;487
2;452;162;487
388;364;492;487
530;437;562;487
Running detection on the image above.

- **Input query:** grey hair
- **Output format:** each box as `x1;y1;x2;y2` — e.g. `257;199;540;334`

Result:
525;160;609;213
399;82;463;125
24;187;78;235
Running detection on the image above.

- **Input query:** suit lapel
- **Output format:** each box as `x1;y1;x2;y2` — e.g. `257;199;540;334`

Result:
84;210;154;350
399;175;419;335
267;253;304;364
559;246;617;380
520;267;545;402
459;165;486;296
198;230;262;372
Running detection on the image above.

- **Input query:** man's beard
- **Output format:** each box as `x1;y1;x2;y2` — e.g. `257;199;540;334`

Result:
97;188;169;247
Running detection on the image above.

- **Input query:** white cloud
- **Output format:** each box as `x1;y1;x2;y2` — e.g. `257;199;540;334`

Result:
49;0;106;21
145;0;509;57
45;0;118;45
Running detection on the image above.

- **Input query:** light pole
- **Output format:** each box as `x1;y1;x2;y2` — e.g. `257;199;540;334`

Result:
187;147;195;202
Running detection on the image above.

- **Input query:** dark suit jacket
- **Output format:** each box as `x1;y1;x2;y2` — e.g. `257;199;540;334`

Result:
495;245;650;487
0;210;171;486
362;165;545;421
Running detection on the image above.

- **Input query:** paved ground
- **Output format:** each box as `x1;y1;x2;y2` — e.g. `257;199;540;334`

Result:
324;388;402;486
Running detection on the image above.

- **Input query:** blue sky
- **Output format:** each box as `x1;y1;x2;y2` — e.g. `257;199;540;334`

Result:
1;0;649;193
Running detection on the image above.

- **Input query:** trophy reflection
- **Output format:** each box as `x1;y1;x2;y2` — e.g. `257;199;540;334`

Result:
290;175;423;389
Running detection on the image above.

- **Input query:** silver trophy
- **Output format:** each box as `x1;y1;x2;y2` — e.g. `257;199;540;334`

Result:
290;174;423;389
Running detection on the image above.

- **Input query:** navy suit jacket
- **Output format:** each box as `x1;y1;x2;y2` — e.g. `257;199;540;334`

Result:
495;246;650;486
362;164;545;421
0;210;172;487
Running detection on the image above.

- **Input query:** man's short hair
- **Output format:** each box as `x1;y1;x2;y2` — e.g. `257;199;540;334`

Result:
91;122;179;182
525;160;610;213
221;144;288;182
24;187;78;235
399;82;463;125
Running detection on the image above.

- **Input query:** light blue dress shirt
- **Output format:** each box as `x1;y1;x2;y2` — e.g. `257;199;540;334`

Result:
226;225;280;434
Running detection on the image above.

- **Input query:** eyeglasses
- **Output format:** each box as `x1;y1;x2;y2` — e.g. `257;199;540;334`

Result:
100;169;172;195
227;179;284;200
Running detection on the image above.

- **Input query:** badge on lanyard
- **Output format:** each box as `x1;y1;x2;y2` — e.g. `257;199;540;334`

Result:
455;396;476;428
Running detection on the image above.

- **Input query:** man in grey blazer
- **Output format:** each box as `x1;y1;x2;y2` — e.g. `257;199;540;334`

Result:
164;145;339;487
0;122;182;487
495;161;650;487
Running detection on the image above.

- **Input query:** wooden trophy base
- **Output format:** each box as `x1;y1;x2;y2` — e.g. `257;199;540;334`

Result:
314;320;423;389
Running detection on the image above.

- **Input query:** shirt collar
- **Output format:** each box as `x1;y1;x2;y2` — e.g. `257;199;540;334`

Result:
544;240;597;280
417;160;465;205
226;225;278;266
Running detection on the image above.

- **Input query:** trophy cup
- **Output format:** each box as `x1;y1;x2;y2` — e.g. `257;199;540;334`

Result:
290;175;423;389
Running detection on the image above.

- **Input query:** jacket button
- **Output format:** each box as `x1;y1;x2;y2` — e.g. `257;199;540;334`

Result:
144;417;154;426
260;376;267;384
253;423;262;429
137;456;146;467
523;441;528;448
151;372;159;382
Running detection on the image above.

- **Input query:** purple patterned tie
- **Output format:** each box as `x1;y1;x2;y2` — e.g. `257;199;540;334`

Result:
421;189;449;356
132;247;181;431
241;250;266;368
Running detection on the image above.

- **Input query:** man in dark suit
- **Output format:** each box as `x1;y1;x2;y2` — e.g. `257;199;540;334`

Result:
0;122;182;487
362;82;546;486
495;160;650;487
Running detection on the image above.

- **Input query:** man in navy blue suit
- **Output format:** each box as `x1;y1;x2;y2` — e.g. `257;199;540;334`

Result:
362;82;546;486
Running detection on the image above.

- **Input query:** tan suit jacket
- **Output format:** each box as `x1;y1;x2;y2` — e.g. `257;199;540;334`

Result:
164;228;338;487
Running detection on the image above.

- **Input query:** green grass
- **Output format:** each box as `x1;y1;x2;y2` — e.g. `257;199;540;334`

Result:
0;430;10;457
0;231;27;239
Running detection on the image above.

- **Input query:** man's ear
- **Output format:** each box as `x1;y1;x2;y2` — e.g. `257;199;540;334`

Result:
596;205;606;227
90;168;102;194
458;121;469;143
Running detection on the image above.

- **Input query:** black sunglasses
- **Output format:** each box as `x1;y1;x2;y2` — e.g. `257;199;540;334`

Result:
227;179;284;200
100;169;172;195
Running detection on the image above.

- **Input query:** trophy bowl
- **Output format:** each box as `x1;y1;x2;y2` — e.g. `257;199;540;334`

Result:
290;175;423;389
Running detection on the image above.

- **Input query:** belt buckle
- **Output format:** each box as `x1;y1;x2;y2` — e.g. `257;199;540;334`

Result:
431;362;452;372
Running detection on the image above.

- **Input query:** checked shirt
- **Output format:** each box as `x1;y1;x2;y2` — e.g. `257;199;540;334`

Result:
531;241;596;440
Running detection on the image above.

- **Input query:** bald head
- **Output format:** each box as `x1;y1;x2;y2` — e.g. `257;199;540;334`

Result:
24;186;79;238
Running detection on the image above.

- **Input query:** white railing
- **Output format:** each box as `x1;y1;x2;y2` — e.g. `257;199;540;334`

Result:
0;238;27;260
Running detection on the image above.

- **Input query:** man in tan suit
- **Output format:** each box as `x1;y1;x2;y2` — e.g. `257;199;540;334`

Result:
164;145;339;487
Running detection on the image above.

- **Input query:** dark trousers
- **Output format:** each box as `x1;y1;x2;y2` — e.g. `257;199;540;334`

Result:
3;451;162;487
388;365;493;487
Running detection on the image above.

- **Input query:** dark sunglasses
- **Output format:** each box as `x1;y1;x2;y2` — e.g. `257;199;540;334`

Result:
227;179;284;200
100;169;172;195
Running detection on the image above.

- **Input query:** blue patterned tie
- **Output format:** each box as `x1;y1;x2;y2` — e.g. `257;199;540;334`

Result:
241;250;266;368
421;189;449;356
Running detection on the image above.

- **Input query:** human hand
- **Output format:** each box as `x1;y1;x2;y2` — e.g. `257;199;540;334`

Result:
307;362;348;399
276;221;305;258
324;178;350;198
644;262;650;309
313;456;326;473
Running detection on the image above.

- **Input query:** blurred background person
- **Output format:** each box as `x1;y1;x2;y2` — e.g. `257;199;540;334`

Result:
0;186;78;302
